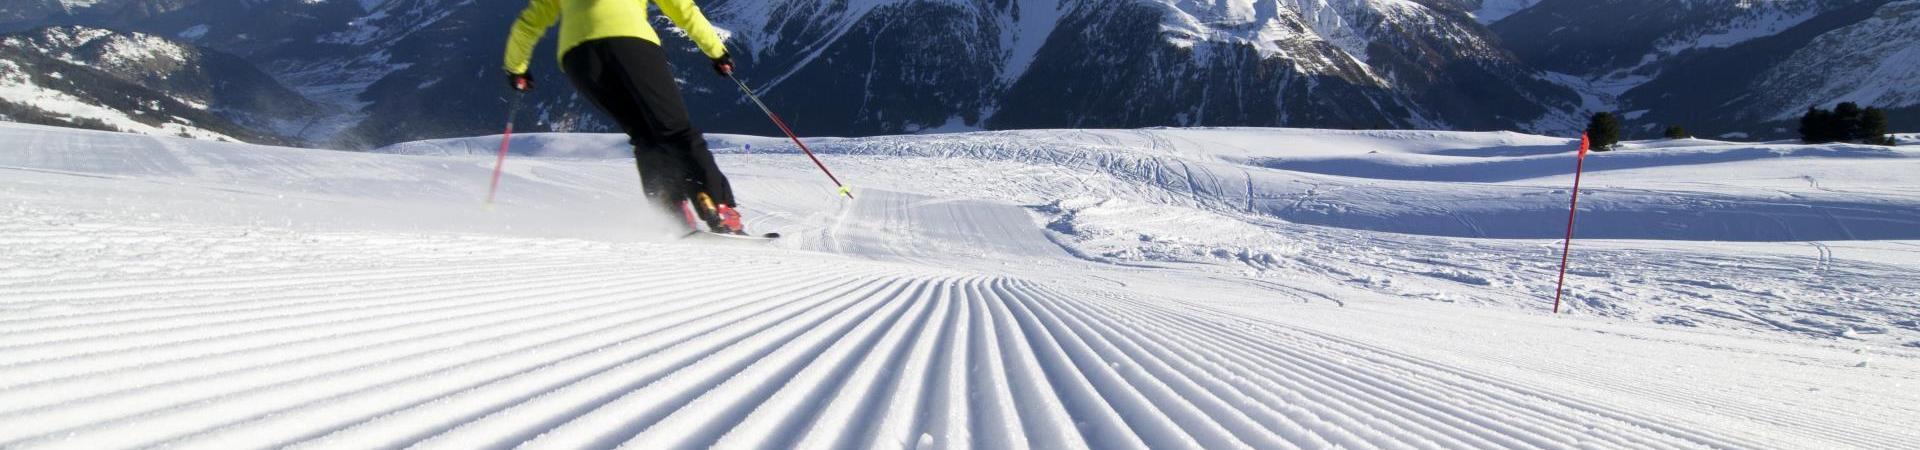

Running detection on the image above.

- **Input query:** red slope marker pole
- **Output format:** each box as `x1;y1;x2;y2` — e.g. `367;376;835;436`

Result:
728;74;854;199
1552;133;1592;314
485;91;524;207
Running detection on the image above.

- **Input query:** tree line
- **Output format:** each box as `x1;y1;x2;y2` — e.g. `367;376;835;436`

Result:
1577;103;1897;152
1799;102;1894;145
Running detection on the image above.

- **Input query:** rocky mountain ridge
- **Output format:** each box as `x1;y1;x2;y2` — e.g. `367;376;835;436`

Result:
2;0;1912;146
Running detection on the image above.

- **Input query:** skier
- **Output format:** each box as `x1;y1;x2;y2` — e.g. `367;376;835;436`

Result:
502;0;746;234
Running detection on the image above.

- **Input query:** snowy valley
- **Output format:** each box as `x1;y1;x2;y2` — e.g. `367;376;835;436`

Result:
2;122;1917;448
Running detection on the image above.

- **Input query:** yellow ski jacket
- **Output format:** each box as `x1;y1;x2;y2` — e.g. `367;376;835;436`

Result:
503;0;728;75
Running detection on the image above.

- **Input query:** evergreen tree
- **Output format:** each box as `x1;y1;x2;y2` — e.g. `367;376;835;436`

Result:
1798;103;1897;144
1663;125;1690;139
1586;112;1622;151
1862;107;1892;146
1834;102;1865;142
1801;107;1838;143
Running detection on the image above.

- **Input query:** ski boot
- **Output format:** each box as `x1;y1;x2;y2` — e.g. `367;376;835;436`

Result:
691;192;746;235
714;204;744;234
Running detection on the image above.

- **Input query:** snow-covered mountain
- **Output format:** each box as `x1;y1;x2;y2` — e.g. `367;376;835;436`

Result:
1494;0;1862;73
3;0;1584;146
0;26;311;142
0;0;193;32
3;0;1914;145
339;0;1577;145
1493;0;1920;138
1745;1;1920;121
982;0;1579;133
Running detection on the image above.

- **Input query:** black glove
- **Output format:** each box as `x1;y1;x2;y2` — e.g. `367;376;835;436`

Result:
711;53;735;77
506;72;533;92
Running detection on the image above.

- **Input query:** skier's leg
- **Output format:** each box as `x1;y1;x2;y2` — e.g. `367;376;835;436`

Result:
562;39;687;218
637;149;696;214
675;131;736;207
595;39;738;208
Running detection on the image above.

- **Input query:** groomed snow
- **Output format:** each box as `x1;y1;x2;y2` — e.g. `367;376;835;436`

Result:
2;123;1918;449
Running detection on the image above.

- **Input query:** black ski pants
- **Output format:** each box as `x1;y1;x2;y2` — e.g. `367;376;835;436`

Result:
562;37;735;213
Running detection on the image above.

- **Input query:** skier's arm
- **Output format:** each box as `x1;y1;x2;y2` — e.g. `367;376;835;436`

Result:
655;0;728;60
503;0;560;75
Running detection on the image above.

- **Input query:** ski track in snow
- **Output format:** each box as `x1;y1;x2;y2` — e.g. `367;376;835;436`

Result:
4;123;1919;449
0;226;1787;449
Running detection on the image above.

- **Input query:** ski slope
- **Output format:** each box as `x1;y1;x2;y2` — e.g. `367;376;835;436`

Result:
3;122;1919;449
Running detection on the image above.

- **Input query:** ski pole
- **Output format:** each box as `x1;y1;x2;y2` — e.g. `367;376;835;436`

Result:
485;90;524;207
727;74;854;199
1551;133;1591;313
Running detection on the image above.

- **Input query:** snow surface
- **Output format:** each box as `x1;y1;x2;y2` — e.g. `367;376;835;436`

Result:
1470;0;1540;24
3;123;1919;448
176;25;210;41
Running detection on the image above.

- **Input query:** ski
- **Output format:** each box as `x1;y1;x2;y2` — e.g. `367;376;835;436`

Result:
681;230;781;241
